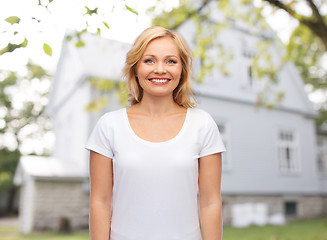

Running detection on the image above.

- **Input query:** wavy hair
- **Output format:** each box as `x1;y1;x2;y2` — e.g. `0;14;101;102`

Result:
122;26;196;108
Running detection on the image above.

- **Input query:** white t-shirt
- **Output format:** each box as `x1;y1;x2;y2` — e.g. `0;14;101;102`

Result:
85;107;226;240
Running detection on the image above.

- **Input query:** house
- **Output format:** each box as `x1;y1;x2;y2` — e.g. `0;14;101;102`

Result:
174;3;327;225
13;155;89;234
13;34;131;234
14;5;327;233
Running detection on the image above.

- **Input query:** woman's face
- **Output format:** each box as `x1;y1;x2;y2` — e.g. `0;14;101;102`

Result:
135;37;182;99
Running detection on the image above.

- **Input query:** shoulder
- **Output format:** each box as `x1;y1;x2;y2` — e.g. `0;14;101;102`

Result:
189;107;213;122
97;108;126;125
102;108;125;118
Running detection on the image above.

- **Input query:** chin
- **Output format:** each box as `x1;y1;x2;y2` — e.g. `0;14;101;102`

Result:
145;90;175;98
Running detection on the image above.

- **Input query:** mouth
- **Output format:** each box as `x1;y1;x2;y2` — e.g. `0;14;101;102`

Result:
148;78;171;83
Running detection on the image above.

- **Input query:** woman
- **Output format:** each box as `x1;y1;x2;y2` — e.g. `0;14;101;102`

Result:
86;26;226;240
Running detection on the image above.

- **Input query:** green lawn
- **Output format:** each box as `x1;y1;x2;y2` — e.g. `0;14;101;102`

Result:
0;218;326;240
0;226;89;240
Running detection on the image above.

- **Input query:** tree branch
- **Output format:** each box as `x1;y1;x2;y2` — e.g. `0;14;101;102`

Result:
263;0;327;49
170;0;213;30
305;0;327;47
263;0;298;18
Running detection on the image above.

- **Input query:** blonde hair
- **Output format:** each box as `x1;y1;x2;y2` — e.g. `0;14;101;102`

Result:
122;26;196;108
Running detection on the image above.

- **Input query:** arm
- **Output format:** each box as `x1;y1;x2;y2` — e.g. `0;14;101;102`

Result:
198;152;223;240
89;150;114;240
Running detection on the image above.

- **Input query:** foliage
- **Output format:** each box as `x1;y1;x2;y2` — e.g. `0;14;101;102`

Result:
43;44;52;56
286;18;327;126
0;62;51;152
152;0;327;123
316;108;327;126
85;77;128;112
0;0;138;56
0;62;51;211
288;23;326;91
152;0;286;108
0;149;20;191
262;0;327;50
263;0;327;126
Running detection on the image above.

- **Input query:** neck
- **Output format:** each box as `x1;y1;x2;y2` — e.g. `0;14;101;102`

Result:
137;94;182;117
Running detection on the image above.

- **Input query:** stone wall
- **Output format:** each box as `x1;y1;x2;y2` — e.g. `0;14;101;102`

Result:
322;195;327;215
221;194;326;225
28;180;327;230
33;179;89;231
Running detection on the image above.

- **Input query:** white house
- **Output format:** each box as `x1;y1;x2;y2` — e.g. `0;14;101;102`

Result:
14;3;327;233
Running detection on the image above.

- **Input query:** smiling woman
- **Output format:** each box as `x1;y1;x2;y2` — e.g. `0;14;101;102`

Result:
135;37;182;98
123;26;194;106
85;26;226;240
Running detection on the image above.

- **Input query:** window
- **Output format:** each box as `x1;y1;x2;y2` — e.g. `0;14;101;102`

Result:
284;201;298;216
241;38;258;89
277;130;300;173
242;49;255;88
241;39;267;91
317;136;327;175
217;122;231;170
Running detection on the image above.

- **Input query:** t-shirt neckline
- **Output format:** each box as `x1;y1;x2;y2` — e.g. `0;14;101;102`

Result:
123;107;190;145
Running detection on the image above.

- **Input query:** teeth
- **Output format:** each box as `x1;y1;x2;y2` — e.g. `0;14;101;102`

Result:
150;79;169;83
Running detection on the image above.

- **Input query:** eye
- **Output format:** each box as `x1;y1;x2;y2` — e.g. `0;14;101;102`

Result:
144;59;153;64
168;59;177;64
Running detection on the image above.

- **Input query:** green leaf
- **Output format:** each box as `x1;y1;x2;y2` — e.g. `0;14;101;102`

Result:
103;22;110;30
43;43;52;56
85;97;108;112
32;17;41;23
65;35;73;42
89;78;116;91
5;16;20;25
76;29;87;38
125;5;138;15
97;28;101;35
85;6;98;15
0;38;28;55
21;38;28;47
0;172;13;191
75;40;85;47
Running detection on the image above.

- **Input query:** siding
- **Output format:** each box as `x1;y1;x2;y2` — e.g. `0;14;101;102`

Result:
197;96;319;194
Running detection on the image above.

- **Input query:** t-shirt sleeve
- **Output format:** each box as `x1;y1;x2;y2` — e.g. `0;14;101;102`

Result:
199;112;226;158
85;114;114;159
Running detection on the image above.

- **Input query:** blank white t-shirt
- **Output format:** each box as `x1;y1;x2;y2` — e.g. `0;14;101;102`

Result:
86;107;226;240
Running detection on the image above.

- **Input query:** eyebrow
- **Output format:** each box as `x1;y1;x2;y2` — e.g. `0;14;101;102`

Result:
142;54;179;58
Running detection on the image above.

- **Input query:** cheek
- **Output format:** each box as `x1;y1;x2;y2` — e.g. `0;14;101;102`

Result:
136;65;151;79
174;67;182;79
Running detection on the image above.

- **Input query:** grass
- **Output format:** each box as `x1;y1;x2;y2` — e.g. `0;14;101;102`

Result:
0;226;89;240
0;218;326;240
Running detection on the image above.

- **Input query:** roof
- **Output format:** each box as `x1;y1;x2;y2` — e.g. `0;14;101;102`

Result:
14;155;88;185
46;32;131;116
47;25;317;119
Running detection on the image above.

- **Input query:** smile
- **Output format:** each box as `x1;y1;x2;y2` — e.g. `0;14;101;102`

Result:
149;78;170;83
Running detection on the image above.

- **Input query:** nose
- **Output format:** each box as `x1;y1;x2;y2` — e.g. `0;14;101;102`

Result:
154;62;166;74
